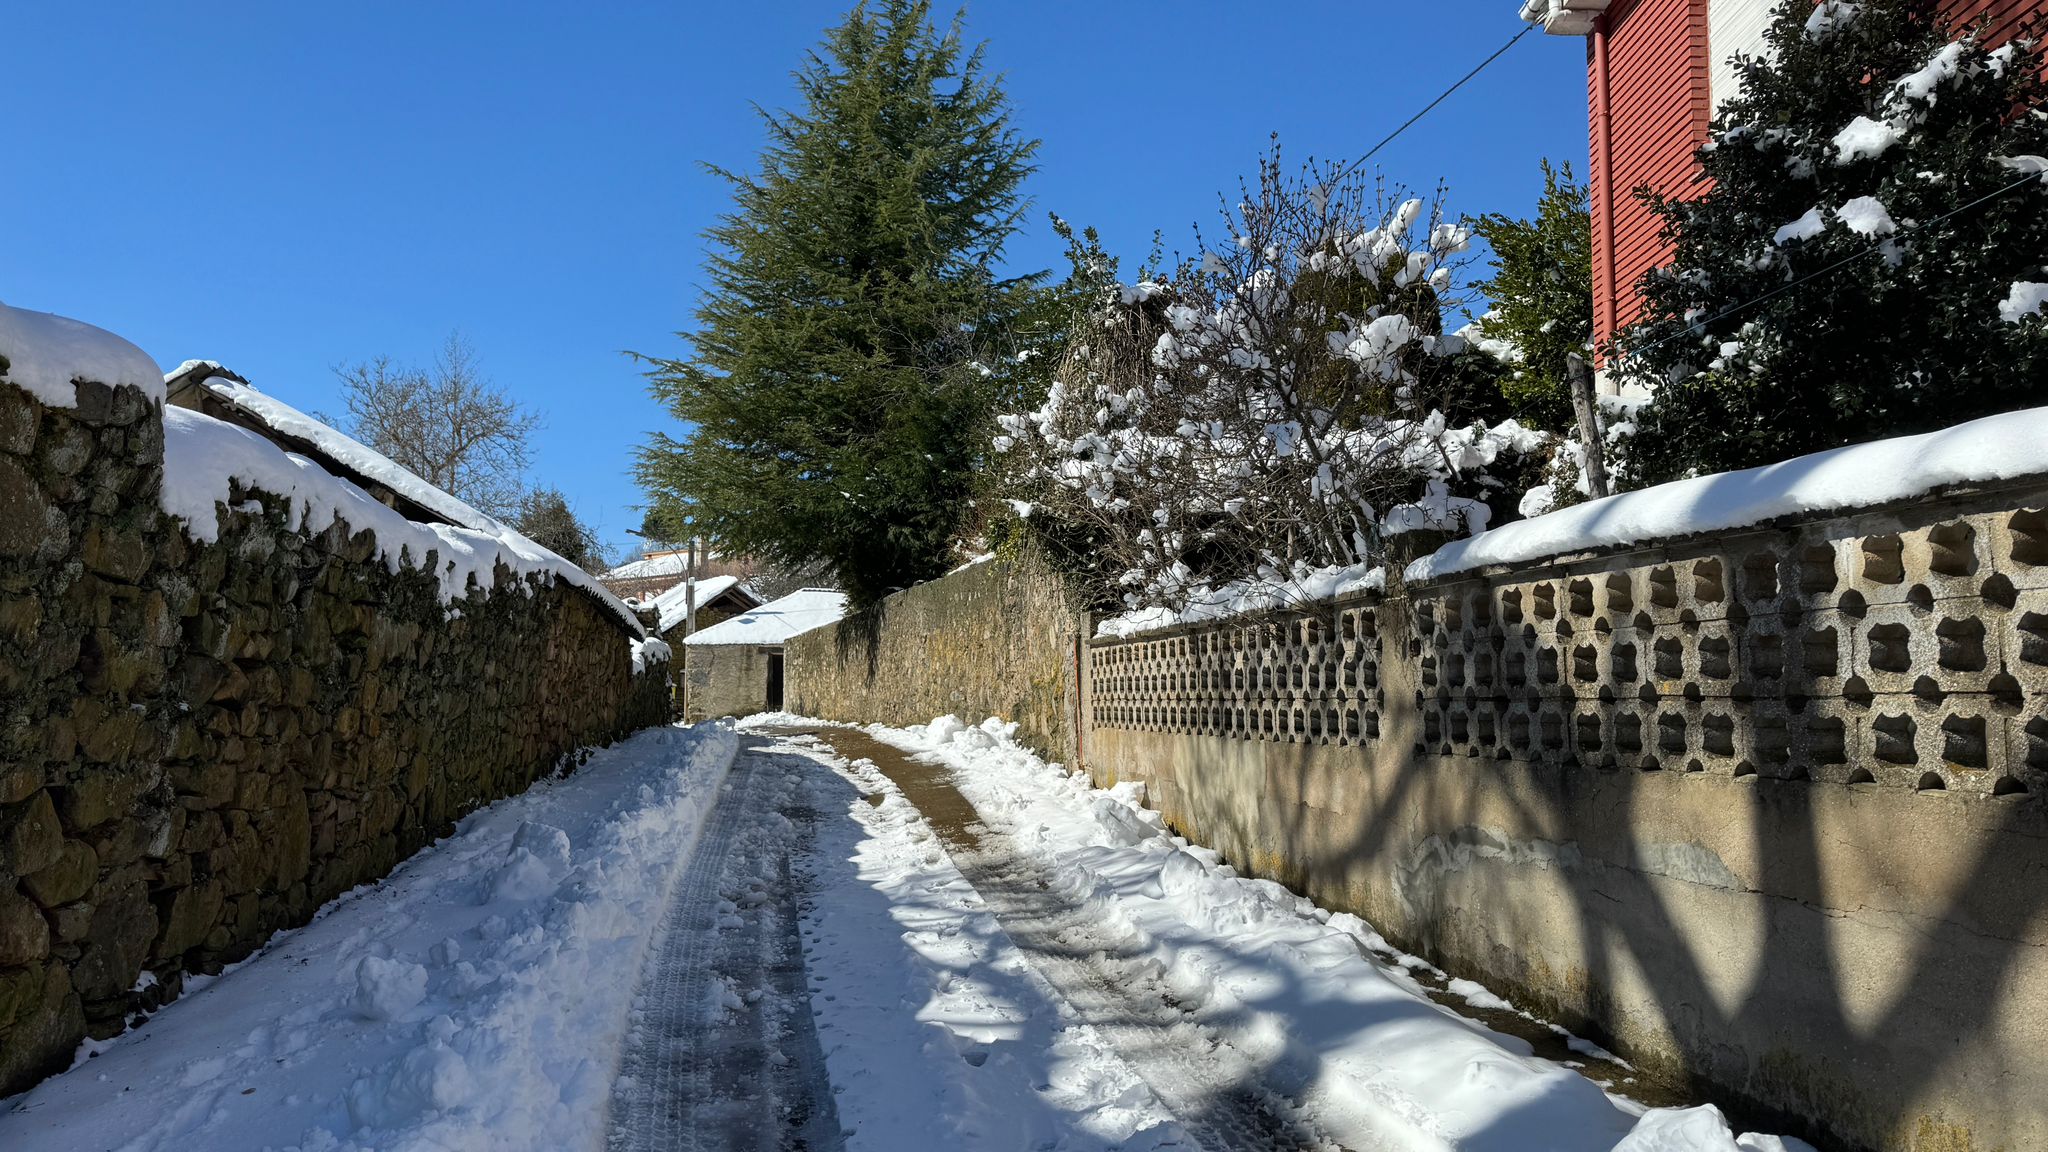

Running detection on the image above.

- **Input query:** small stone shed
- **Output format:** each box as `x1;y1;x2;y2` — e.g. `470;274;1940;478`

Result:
637;574;762;698
681;588;847;721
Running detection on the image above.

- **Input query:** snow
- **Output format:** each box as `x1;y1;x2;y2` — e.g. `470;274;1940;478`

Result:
1772;207;1825;245
0;722;739;1152
1833;195;1895;236
602;549;724;583
1096;562;1384;639
869;715;1812;1152
644;573;747;634
0;300;165;408
160;406;645;637
1999;281;2048;323
1831;115;1898;164
1409;404;2048;583
184;370;505;536
682;587;847;647
1802;1;1860;41
629;636;671;675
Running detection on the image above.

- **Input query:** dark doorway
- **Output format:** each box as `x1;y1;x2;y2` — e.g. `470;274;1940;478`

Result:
765;651;785;710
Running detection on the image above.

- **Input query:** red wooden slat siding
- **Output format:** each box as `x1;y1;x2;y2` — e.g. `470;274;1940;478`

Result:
1589;0;2044;358
1591;0;1711;355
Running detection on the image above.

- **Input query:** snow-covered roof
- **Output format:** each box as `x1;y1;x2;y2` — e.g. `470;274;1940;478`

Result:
167;362;506;535
160;406;645;636
683;588;847;647
0;300;164;408
1408;405;2048;584
645;573;759;634
604;548;736;583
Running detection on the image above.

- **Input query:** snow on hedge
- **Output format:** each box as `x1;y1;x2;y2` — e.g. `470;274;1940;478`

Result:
0;300;164;408
161;407;645;635
1408;405;2048;584
0;723;738;1152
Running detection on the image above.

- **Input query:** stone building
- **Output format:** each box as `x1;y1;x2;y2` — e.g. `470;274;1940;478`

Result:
681;588;847;720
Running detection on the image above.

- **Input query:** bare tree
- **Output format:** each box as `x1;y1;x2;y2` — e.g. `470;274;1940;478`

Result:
334;334;538;517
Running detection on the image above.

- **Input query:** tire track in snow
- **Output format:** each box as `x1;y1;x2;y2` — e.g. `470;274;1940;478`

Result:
608;741;842;1152
791;727;1343;1152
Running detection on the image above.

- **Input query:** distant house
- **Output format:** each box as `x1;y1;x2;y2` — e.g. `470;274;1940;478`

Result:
1523;0;2045;371
600;546;758;601
680;588;848;720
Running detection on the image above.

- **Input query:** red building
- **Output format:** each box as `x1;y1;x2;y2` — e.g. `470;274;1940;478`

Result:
1526;0;2043;366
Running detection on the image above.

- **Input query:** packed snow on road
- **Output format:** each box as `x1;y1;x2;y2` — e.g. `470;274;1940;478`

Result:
0;715;1810;1152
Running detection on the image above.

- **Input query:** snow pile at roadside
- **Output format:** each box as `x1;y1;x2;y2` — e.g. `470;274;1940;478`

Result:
1410;405;2048;583
0;722;738;1152
876;716;1811;1152
1097;562;1384;639
0;300;165;407
787;734;1185;1150
161;406;644;635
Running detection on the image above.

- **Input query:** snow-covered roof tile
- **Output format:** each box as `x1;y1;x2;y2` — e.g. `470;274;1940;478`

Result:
683;588;847;647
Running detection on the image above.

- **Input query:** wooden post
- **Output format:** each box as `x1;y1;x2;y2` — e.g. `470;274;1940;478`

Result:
1567;351;1610;499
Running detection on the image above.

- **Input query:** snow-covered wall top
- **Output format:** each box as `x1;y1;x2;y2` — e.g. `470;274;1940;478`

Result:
179;366;505;535
0;300;164;408
1408;405;2048;584
685;587;847;646
162;407;645;636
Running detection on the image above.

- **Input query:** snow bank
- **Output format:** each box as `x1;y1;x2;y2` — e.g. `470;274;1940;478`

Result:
0;722;739;1152
786;732;1185;1150
161;406;644;636
0;300;164;408
1409;405;2048;584
877;715;1814;1152
1096;562;1384;639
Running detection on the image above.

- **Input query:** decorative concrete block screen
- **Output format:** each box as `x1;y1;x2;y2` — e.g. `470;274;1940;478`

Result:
1081;483;2048;1151
1089;601;1385;747
1091;501;2046;799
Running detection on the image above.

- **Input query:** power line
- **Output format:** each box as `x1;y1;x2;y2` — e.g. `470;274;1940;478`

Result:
1335;23;1537;181
1619;162;2046;361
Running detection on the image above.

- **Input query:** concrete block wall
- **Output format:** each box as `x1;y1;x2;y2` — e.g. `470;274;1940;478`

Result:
0;372;668;1094
1083;482;2048;1152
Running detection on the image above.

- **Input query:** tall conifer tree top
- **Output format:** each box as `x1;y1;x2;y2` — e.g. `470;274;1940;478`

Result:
636;0;1039;608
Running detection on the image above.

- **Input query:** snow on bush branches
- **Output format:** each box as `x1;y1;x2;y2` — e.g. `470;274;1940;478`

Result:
993;154;1545;618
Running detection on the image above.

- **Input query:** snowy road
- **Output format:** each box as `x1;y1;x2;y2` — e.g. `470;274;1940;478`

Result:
1;716;1809;1152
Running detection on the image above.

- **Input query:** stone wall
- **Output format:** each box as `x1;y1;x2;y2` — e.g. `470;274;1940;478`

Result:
0;375;667;1093
1082;482;2048;1152
681;642;775;722
785;549;1082;760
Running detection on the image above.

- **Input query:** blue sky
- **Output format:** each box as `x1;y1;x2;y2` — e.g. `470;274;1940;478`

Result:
3;2;1589;559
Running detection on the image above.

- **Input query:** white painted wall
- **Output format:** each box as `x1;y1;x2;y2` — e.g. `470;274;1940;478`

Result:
1709;0;1775;108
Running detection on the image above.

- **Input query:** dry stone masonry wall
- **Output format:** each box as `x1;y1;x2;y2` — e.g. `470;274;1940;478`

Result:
0;371;667;1094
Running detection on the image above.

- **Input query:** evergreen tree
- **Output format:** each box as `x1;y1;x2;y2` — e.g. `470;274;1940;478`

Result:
512;487;608;571
1619;0;2048;484
1468;160;1593;431
635;0;1039;608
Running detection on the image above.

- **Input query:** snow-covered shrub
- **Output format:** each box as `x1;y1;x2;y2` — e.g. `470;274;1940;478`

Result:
993;152;1546;617
1619;0;2048;484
